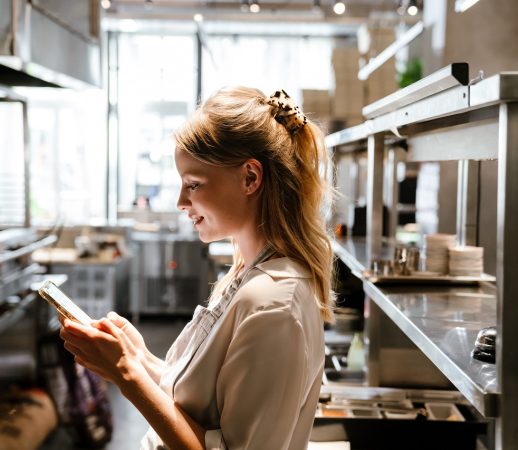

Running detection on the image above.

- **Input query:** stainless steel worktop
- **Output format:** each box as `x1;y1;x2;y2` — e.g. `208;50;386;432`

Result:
328;69;518;449
332;237;393;272
333;237;498;417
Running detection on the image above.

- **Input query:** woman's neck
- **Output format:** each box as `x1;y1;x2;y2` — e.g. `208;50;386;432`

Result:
234;233;268;269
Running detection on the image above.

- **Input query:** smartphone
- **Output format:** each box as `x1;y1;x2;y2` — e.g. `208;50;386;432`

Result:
38;280;93;326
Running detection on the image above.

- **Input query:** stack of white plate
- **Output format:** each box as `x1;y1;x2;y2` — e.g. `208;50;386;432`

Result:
449;246;484;277
424;234;457;274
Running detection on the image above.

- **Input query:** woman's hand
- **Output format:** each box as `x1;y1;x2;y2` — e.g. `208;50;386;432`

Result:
105;311;165;383
60;318;147;387
105;311;147;352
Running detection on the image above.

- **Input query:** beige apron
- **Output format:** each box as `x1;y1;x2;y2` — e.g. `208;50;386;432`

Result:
143;245;275;450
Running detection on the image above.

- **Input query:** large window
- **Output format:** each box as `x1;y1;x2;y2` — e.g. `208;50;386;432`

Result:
12;88;107;226
113;29;338;214
0;100;26;226
202;35;334;104
115;33;197;213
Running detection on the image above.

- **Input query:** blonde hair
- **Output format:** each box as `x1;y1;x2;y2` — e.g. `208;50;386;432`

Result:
175;86;335;323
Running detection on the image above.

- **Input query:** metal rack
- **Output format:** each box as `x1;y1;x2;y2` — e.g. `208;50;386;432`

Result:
327;65;518;449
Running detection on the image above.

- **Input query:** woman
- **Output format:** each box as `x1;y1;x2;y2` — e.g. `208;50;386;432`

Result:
60;86;335;450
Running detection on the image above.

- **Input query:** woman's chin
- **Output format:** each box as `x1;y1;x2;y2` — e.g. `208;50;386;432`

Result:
197;230;227;244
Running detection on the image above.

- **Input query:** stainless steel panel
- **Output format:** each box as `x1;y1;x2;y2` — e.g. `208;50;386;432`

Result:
470;73;518;108
325;122;369;149
407;118;499;162
478;160;497;276
363;63;469;119
0;0;12;54
456;160;480;246
366;134;384;264
0;235;56;264
32;0;94;41
333;236;499;416
364;281;499;417
0;0;100;87
386;147;405;240
495;102;518;450
367;301;452;389
30;7;101;87
333;237;393;273
371;85;469;135
131;232;209;321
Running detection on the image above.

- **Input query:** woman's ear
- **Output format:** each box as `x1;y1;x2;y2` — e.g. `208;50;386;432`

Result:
242;159;263;196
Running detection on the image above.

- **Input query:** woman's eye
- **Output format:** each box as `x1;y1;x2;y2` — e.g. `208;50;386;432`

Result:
188;183;200;191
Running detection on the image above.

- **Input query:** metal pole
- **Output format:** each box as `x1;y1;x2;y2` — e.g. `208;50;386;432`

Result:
456;159;480;246
366;133;384;265
196;29;202;104
495;102;518;450
21;99;30;227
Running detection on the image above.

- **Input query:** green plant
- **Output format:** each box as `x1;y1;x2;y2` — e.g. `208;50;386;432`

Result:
398;58;423;88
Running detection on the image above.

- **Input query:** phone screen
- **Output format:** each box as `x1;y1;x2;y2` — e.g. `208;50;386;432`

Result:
39;280;93;326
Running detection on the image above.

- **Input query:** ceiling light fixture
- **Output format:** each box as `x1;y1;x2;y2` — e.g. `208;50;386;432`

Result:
407;0;419;16
249;0;260;13
333;0;346;15
193;13;203;23
100;0;111;9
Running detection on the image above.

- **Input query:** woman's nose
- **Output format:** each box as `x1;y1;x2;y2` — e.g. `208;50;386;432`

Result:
177;187;190;211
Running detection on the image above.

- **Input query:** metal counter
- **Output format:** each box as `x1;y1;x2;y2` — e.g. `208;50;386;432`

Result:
327;70;518;448
364;281;498;416
333;238;498;416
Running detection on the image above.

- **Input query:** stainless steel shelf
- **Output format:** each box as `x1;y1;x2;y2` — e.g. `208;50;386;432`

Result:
364;281;498;417
332;237;499;417
328;69;518;449
0;291;37;335
325;123;370;149
363;63;469;119
332;237;393;272
0;235;57;264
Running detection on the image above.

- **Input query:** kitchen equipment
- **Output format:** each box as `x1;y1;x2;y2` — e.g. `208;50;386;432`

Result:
0;228;58;384
471;326;496;364
314;386;487;450
131;231;209;320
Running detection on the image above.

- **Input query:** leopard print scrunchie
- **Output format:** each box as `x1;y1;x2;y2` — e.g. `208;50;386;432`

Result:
267;89;307;134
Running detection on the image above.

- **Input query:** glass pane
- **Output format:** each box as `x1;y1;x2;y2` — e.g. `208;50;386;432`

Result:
0;102;26;226
22;87;107;226
202;35;334;104
117;33;196;212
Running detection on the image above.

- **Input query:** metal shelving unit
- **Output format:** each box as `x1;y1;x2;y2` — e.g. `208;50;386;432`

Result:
327;65;518;449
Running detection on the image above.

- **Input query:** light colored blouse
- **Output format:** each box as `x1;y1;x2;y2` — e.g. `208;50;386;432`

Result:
140;256;325;450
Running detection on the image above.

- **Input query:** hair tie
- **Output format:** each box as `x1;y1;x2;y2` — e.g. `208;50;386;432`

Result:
267;89;307;134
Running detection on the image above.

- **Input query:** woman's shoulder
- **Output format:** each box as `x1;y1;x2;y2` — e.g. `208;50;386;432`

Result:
230;257;316;321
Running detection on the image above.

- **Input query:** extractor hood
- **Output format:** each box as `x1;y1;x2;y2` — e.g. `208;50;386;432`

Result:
0;0;102;88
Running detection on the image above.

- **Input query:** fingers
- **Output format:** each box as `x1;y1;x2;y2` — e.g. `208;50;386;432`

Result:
64;341;86;359
98;317;135;349
63;318;94;337
61;318;117;350
98;317;127;341
107;311;128;328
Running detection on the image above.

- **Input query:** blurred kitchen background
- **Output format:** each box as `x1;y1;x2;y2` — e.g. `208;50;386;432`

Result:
1;0;517;449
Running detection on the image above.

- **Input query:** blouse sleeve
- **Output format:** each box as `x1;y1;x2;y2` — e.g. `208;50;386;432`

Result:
213;308;308;450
